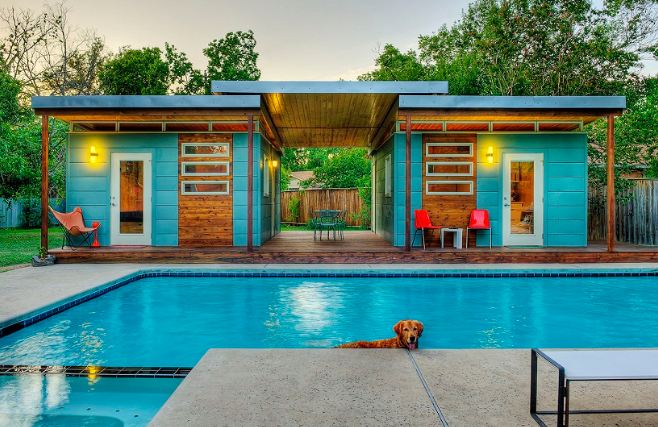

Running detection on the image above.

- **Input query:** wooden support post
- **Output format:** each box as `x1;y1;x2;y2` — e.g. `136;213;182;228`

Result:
405;114;412;251
606;114;616;252
247;114;254;252
41;115;49;252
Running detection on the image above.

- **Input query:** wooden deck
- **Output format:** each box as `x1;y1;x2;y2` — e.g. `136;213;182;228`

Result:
48;231;658;264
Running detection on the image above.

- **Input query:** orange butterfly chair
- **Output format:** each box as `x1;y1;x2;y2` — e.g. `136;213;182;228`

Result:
466;209;492;249
411;209;442;250
49;206;100;248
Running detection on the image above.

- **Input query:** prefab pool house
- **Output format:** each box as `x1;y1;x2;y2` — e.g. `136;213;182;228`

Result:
32;81;627;261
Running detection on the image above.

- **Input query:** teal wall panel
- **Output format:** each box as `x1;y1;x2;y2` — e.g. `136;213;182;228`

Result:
393;132;422;247
67;133;178;246
475;133;588;247
232;133;248;246
231;132;277;247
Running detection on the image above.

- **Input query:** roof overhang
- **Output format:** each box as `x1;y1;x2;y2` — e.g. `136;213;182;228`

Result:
399;95;626;110
211;80;449;95
398;95;626;128
32;95;261;110
212;81;449;148
32;95;261;123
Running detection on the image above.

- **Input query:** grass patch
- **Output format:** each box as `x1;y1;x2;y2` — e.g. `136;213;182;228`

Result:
0;227;60;268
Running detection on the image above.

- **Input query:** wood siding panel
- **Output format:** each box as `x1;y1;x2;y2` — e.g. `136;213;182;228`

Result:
422;134;477;247
178;134;233;247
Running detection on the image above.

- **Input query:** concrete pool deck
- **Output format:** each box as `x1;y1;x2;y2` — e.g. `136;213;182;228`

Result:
150;349;658;427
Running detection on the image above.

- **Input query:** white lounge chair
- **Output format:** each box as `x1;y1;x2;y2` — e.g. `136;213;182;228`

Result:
531;348;658;427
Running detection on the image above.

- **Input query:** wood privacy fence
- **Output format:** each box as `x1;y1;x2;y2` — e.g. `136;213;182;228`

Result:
281;188;365;227
0;198;65;228
589;179;658;245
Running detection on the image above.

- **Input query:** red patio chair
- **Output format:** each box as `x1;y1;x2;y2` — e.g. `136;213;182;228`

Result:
466;209;491;249
411;210;442;250
49;206;100;248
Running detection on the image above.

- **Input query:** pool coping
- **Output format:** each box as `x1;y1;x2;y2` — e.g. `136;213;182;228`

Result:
1;265;657;339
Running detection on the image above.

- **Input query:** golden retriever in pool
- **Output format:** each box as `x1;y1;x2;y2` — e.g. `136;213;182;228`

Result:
338;320;424;350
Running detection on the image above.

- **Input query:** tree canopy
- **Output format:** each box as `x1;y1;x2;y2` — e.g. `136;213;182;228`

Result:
204;30;261;85
310;148;371;189
362;0;658;96
99;47;170;95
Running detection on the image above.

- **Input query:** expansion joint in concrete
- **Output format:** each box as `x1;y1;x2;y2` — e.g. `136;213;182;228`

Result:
407;350;449;427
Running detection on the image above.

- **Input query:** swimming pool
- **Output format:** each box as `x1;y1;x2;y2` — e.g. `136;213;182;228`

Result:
1;272;658;367
0;374;180;426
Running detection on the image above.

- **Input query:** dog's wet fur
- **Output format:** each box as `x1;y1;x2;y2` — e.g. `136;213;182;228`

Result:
337;320;424;350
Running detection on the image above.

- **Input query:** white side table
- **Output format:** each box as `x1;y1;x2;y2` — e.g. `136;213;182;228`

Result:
441;228;463;249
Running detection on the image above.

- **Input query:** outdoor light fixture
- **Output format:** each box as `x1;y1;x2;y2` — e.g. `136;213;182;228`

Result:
89;146;99;163
486;146;494;164
271;159;278;168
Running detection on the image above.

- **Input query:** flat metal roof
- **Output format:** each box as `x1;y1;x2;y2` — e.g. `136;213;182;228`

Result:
211;80;449;94
32;95;261;110
399;95;626;110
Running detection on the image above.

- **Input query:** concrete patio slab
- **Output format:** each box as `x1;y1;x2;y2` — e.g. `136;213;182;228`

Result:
150;349;440;427
0;263;143;328
414;349;658;426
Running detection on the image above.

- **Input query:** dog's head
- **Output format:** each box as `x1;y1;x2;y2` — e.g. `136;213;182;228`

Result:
393;320;424;350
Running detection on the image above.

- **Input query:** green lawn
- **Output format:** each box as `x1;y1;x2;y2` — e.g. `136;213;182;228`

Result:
0;227;60;268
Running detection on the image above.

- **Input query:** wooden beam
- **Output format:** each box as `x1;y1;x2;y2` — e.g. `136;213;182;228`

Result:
397;109;621;124
41;115;49;252
607;114;616;252
405;114;412;251
370;96;398;153
247;114;254;252
259;105;284;154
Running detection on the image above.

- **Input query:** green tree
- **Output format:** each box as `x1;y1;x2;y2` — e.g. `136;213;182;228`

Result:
587;76;658;193
164;43;205;95
203;30;260;91
363;0;657;96
0;69;21;123
281;147;342;172
99;47;169;95
359;44;426;81
311;148;371;189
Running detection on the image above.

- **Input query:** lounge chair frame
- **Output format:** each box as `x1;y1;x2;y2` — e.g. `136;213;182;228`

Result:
49;206;99;249
531;348;658;427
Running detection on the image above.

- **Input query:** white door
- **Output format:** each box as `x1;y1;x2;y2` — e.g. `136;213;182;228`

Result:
502;153;544;246
110;153;152;245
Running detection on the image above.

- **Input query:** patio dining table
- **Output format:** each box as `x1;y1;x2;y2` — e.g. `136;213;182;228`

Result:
312;210;345;241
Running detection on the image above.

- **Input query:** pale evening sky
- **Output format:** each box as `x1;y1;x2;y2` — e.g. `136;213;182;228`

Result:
2;0;656;80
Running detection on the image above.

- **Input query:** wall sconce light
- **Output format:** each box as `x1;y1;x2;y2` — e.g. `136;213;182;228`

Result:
270;159;278;168
486;146;494;164
89;146;99;163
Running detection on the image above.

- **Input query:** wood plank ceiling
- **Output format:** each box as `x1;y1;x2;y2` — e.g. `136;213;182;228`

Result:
263;93;397;148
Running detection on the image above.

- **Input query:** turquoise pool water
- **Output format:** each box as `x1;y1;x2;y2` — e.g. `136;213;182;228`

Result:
0;375;180;426
1;274;658;367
